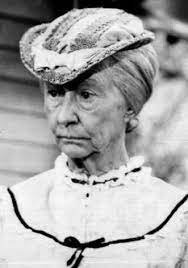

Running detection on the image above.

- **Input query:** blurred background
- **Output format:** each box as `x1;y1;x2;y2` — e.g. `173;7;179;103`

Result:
0;0;188;189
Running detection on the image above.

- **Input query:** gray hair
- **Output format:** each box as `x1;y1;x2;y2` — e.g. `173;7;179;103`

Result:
40;44;158;117
93;44;158;115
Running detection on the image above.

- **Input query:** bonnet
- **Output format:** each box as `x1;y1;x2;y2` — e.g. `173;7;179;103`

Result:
20;8;154;85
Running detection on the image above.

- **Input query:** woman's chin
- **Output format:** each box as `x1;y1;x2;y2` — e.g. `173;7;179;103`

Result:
60;144;91;159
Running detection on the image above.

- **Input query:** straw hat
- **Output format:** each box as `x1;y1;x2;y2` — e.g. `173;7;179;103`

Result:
20;8;154;84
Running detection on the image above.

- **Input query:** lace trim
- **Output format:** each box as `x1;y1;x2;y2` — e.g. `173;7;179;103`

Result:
55;153;145;188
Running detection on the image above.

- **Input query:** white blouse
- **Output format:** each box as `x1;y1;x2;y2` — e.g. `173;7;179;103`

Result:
0;153;188;268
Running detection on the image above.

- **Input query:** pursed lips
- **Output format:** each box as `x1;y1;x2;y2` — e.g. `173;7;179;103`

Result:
56;135;90;140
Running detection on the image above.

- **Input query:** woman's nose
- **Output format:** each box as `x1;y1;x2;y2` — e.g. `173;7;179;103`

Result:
56;92;78;126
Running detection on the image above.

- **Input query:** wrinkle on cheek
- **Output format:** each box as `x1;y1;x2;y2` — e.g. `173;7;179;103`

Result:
85;112;111;150
93;129;107;148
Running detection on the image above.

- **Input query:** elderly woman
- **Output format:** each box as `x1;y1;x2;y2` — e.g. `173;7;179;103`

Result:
0;8;188;268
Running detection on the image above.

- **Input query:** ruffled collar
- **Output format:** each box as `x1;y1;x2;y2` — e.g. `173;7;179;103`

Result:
55;153;145;188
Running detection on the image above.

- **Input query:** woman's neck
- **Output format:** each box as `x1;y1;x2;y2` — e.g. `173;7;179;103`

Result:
67;142;129;177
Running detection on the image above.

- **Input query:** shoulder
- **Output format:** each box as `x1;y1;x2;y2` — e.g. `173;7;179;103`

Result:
0;185;10;211
149;173;188;220
149;178;188;246
0;169;56;212
148;170;188;230
11;168;56;195
124;167;188;233
135;166;187;203
149;172;187;199
10;169;56;210
125;166;187;206
4;169;59;230
150;173;187;207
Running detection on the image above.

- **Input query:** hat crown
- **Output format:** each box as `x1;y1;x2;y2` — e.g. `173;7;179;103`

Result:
35;8;144;54
20;8;154;84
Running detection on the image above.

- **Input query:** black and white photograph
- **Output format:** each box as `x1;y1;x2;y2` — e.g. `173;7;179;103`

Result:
0;0;188;267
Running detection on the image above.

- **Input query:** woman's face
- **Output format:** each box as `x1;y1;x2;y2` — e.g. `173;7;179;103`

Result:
44;69;127;159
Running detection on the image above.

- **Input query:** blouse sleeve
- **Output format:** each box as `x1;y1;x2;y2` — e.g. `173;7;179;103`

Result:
0;186;7;229
0;185;9;265
178;201;188;267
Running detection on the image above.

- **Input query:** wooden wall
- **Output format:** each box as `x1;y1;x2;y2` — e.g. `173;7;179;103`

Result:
0;0;60;186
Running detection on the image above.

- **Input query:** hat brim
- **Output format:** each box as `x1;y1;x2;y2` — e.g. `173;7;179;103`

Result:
20;24;154;85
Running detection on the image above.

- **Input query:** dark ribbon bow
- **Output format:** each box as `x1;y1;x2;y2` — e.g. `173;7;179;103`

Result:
64;236;105;268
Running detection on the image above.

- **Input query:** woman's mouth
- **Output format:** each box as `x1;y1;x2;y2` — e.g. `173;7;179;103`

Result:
57;135;90;141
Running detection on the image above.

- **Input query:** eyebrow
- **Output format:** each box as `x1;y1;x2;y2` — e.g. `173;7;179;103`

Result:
64;76;102;92
79;77;99;87
45;73;103;93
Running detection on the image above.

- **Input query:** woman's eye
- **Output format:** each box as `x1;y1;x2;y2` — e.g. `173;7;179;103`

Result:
48;90;59;97
80;91;92;100
48;88;65;98
77;90;97;109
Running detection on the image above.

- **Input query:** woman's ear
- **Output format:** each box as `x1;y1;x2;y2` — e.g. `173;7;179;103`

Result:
124;109;139;133
124;109;135;122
